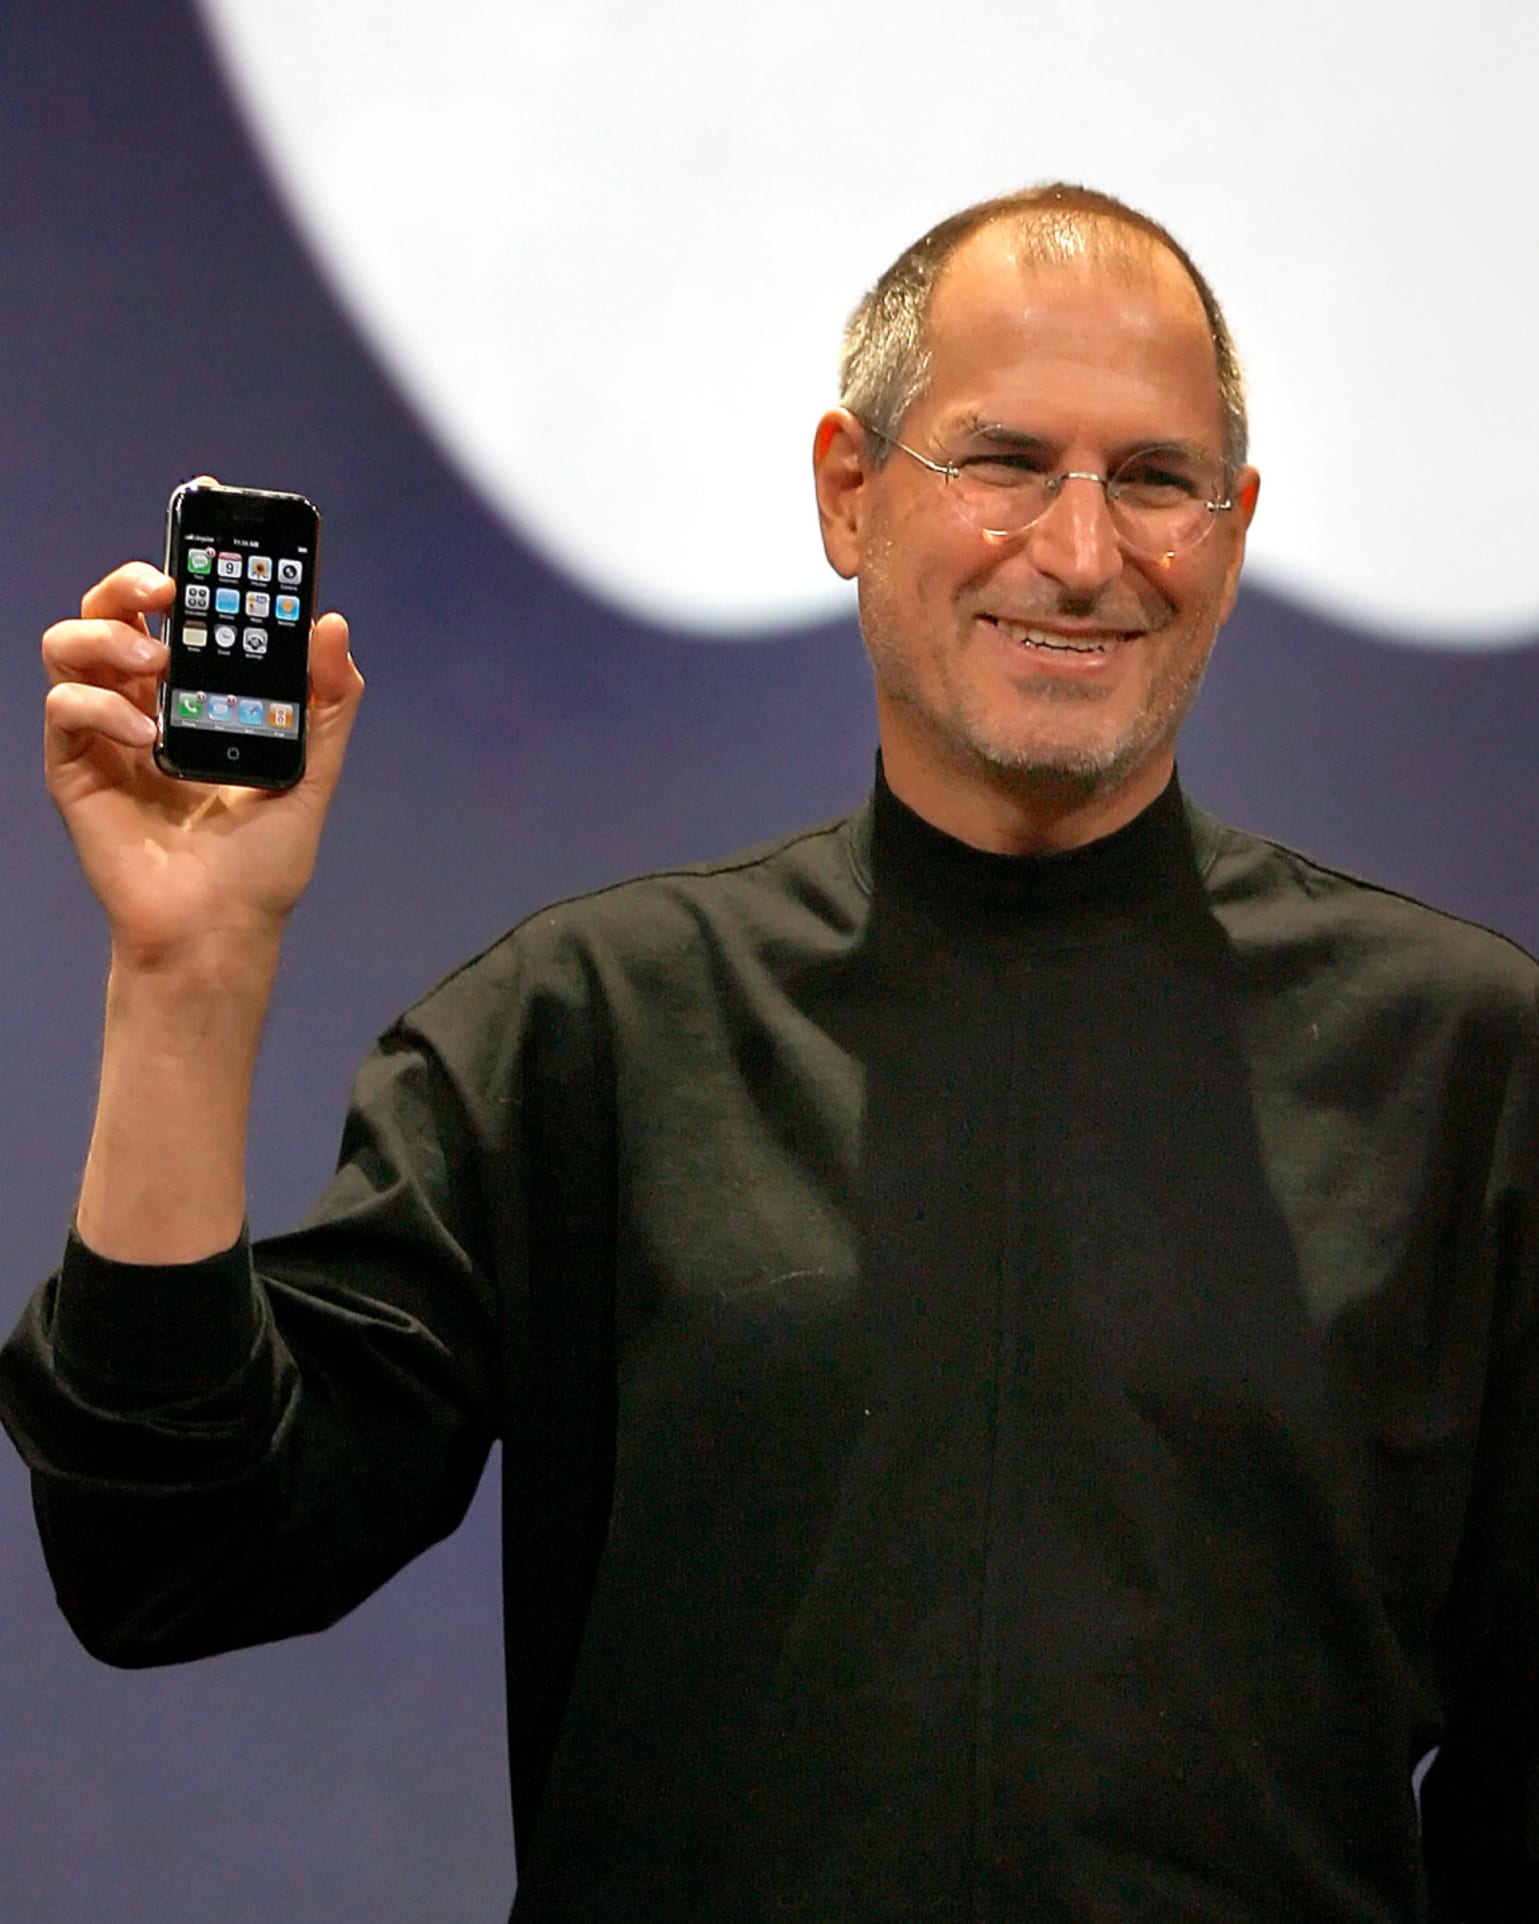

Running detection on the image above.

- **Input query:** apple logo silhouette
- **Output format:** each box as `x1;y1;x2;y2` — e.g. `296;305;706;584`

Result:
199;0;1539;645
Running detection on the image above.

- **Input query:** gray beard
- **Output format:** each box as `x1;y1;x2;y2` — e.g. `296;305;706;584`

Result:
876;648;1211;803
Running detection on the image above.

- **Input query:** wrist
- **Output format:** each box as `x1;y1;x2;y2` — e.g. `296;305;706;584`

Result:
107;913;286;1002
101;924;284;1100
82;940;278;1265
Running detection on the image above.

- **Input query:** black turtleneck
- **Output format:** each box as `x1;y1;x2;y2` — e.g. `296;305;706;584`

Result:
6;771;1539;1923
864;752;1219;927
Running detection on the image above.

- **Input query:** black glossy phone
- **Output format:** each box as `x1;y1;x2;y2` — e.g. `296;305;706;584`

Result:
155;481;320;790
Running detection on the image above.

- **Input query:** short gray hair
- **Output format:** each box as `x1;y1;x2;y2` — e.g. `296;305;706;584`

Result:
839;182;1248;474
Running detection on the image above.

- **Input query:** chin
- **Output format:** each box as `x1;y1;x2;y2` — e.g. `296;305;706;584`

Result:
959;678;1202;799
965;724;1156;795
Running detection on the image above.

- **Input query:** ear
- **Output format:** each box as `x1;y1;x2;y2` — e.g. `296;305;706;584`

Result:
1216;464;1260;625
812;408;873;581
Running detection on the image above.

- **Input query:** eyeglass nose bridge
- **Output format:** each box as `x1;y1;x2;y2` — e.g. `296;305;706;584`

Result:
1039;469;1115;514
984;467;1120;546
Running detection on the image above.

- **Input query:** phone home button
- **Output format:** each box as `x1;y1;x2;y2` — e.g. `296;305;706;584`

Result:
227;746;241;761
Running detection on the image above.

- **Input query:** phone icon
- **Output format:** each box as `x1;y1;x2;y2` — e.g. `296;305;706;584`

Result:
187;548;214;576
248;555;273;582
185;582;210;612
183;623;207;650
175;690;206;719
276;558;303;586
242;627;268;657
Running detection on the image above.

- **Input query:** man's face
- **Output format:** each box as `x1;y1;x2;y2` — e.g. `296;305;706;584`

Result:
817;225;1259;844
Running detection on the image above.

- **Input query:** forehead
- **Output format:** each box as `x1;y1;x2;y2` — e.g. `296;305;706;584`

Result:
917;222;1224;450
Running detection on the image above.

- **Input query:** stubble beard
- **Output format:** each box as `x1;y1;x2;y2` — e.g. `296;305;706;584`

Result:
966;629;1213;796
863;600;1220;806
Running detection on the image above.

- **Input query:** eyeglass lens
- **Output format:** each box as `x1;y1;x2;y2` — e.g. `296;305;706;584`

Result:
949;453;1223;558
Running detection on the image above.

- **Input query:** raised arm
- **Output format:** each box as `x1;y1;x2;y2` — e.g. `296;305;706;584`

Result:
10;562;500;1663
43;558;364;1261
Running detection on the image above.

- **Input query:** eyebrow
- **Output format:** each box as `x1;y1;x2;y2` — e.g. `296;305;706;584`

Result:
953;416;1054;455
949;413;1217;466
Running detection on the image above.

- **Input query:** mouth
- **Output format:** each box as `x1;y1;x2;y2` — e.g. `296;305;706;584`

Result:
980;616;1136;655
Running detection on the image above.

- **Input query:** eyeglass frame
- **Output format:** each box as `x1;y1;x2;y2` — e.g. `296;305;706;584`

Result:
855;418;1236;560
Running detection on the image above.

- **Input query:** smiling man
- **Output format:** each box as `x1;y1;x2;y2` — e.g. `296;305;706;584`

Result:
4;186;1538;1924
815;195;1258;854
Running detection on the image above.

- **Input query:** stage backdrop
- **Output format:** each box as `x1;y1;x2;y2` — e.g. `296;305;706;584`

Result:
4;4;1537;1918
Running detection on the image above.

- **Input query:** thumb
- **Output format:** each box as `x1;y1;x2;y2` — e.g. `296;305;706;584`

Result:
302;611;365;794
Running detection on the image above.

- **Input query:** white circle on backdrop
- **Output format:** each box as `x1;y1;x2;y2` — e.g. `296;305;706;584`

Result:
199;0;1538;645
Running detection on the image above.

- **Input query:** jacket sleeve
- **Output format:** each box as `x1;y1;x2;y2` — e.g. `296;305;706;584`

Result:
0;1018;505;1666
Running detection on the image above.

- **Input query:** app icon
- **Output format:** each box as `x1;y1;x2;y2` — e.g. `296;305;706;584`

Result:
269;702;296;731
176;690;206;719
214;624;237;649
183;623;207;651
242;626;268;657
184;582;210;612
274;593;301;624
238;698;266;727
214;586;240;616
245;590;270;619
276;557;303;586
208;694;234;722
248;554;273;583
187;548;213;576
217;551;243;579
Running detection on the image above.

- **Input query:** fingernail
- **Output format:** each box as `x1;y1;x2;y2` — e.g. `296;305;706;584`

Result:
131;637;161;664
134;565;171;594
131;711;157;743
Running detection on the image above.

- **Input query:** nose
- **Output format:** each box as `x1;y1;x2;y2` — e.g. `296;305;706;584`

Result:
1019;471;1123;596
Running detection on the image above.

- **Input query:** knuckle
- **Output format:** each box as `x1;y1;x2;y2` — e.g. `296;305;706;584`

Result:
43;676;84;711
44;618;147;677
42;683;77;730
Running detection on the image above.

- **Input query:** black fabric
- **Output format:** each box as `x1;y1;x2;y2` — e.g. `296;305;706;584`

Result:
5;769;1539;1922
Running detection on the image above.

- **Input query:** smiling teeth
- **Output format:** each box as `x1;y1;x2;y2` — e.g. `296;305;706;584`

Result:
992;619;1110;653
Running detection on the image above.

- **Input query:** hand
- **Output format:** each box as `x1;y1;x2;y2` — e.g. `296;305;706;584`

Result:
43;556;365;971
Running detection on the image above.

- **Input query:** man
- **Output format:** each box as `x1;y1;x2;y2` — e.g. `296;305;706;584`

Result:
3;184;1537;1921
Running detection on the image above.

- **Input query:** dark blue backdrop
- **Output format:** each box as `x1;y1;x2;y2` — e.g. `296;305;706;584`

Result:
5;6;1538;1918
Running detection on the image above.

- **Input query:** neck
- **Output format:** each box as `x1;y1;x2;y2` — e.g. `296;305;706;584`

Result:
876;731;1177;856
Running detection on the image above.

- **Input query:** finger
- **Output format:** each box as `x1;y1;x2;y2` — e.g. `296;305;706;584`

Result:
43;617;166;688
44;680;159;756
307;610;361;707
81;561;174;625
298;613;363;798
